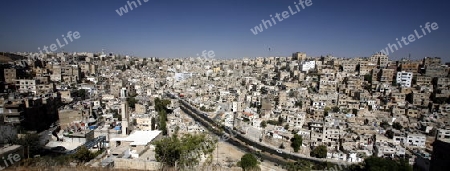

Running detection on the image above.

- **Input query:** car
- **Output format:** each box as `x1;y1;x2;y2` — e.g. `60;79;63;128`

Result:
276;149;282;154
51;146;66;152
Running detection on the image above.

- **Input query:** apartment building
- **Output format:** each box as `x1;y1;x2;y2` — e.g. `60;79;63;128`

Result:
300;61;316;72
380;69;395;83
400;62;420;74
406;133;426;148
396;71;413;87
359;61;377;76
370;53;389;68
423;57;441;66
4;69;16;84
416;75;432;86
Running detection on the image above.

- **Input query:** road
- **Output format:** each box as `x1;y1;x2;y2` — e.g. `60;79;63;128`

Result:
166;91;351;166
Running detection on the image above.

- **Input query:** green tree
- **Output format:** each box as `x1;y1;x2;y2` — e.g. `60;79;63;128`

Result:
362;156;412;171
331;106;340;113
72;146;95;163
127;97;137;109
153;133;217;169
238;153;259;171
154;98;171;135
200;106;206;111
13;133;42;157
392;122;403;130
380;121;390;130
386;129;394;139
159;110;168;135
151;117;156;130
364;74;372;83
278;116;284;126
294;101;302;108
284;124;290;130
285;160;311;171
324;107;331;116
260;121;267;128
290;134;303;152
77;89;87;99
310;145;327;158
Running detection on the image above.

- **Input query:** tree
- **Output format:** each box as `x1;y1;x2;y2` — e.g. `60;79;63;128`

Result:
392;79;398;86
290;134;303;152
361;156;412;171
285;160;311;171
364;74;372;83
154;98;171;135
294;101;302;108
260;87;268;94
380;121;390;130
77;89;87;99
127;97;137;109
13;133;42;157
324;107;331;116
310;145;327;158
392;122;403;130
200;106;206;111
154;133;217;169
386;129;394;139
428;127;438;136
159;110;168;135
151;117;156;130
238;153;259;171
72;146;95;163
331;106;340;113
278;116;284;126
284;124;289;130
260;121;267;128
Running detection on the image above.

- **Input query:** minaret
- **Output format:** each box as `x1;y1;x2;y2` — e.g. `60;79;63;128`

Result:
120;88;129;135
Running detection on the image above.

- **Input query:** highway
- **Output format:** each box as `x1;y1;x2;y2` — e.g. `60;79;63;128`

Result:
165;92;351;167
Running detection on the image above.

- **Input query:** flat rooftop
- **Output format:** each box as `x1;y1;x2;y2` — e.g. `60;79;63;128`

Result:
110;130;161;146
0;145;22;154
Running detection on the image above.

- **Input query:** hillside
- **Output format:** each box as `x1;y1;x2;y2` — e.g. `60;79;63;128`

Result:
0;52;26;63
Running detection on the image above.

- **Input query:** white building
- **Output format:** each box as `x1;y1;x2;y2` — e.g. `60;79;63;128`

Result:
301;61;316;72
15;79;37;94
406;134;426;148
286;113;306;128
174;72;193;82
396;71;413;87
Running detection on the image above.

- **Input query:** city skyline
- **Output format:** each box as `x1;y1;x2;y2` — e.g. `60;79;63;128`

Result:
1;0;449;61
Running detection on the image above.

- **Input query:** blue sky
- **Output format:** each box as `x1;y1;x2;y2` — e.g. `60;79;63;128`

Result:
1;0;449;61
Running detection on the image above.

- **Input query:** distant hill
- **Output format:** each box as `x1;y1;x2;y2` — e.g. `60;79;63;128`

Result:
0;52;26;63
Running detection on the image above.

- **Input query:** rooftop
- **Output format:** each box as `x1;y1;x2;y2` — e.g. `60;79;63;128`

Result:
110;130;161;146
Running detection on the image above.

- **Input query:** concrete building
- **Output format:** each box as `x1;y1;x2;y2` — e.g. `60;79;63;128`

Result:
110;130;162;170
301;61;316;72
396;71;413;87
370;53;389;68
406;133;426;148
4;69;16;84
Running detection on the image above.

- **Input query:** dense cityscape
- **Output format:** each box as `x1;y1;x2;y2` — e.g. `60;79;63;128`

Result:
0;51;449;170
2;0;449;171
